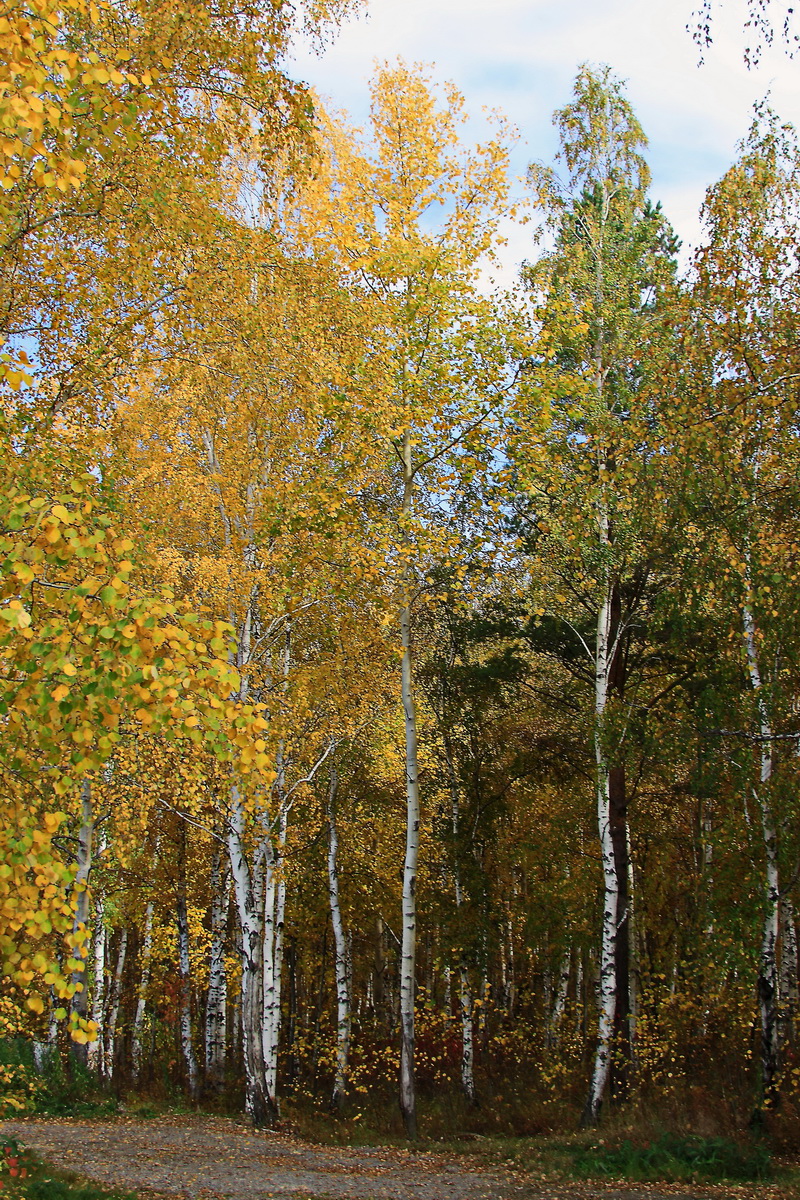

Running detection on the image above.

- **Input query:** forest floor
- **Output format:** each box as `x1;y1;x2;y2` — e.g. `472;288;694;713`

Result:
1;1114;796;1200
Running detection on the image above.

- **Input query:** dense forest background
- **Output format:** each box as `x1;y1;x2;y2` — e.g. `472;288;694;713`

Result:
3;0;800;1144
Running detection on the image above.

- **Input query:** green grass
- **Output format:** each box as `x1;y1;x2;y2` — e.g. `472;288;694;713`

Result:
1;1136;138;1200
20;1178;139;1200
569;1133;773;1183
127;1102;158;1119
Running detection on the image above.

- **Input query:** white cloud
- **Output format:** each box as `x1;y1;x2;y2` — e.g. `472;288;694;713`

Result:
290;0;800;277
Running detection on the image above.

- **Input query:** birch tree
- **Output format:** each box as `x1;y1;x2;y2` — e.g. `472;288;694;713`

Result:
675;109;800;1109
522;65;680;1124
205;846;230;1092
109;162;395;1121
326;764;352;1111
305;63;521;1136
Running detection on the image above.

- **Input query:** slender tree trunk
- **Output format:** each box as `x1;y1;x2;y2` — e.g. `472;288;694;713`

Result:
205;847;229;1092
627;827;639;1065
286;936;299;1088
399;429;420;1140
176;892;200;1102
458;962;475;1104
583;545;618;1127
443;733;476;1104
69;778;94;1062
779;898;798;1048
261;625;291;1114
608;763;630;1098
607;578;633;1095
104;928;128;1082
176;821;199;1101
574;951;584;1037
228;783;275;1127
311;924;329;1083
262;830;285;1107
505;913;516;1016
478;932;490;1050
87;889;106;1077
743;596;780;1105
47;987;59;1048
327;765;351;1111
375;914;387;1029
549;947;571;1049
131;897;155;1085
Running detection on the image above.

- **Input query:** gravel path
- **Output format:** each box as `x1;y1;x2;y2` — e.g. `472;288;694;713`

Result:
0;1115;780;1200
1;1115;526;1199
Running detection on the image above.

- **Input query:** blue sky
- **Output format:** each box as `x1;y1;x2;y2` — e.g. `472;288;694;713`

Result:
289;0;800;280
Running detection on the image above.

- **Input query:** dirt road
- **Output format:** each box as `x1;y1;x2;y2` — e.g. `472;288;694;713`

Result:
0;1115;776;1200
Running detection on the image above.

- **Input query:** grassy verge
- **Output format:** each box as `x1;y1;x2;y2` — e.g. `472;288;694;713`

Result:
1;1136;139;1200
569;1133;772;1183
439;1128;798;1188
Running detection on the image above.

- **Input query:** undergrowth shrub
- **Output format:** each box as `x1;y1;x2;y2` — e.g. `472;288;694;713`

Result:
571;1134;771;1182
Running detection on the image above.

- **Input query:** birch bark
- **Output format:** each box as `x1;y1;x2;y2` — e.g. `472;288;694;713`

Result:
779;897;798;1046
261;818;287;1105
743;593;780;1103
549;948;571;1048
582;472;619;1127
87;889;106;1077
177;891;200;1101
327;765;351;1111
205;847;230;1091
261;626;292;1113
131;897;155;1085
104;928;127;1082
443;731;476;1104
228;781;274;1126
69;778;94;1061
527;70;659;1124
399;427;421;1140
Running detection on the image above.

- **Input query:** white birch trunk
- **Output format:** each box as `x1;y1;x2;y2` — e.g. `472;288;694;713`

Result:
398;429;420;1139
583;530;618;1126
228;783;274;1126
399;589;421;1139
47;988;59;1047
131;898;155;1085
505;914;516;1015
261;837;281;1103
458;963;475;1104
575;952;584;1035
177;891;200;1101
327;766;351;1111
261;624;292;1112
780;897;798;1045
104;928;128;1081
627;828;639;1061
69;779;93;1049
205;847;230;1091
478;933;490;1045
269;833;288;1099
549;947;571;1048
743;596;780;1101
444;739;476;1105
87;892;106;1076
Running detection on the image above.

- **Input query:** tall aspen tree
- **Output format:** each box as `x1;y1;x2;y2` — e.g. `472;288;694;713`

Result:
523;66;678;1124
677;112;800;1109
326;764;352;1111
306;64;518;1135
